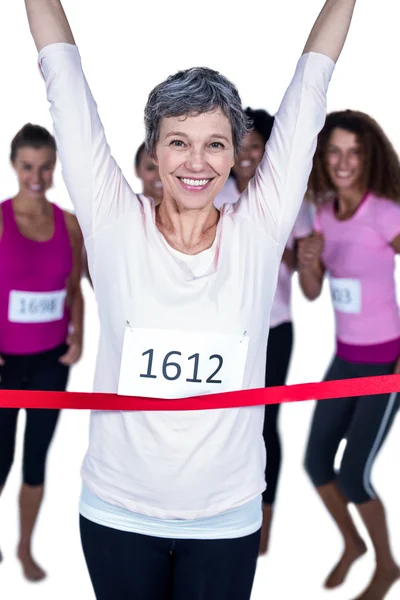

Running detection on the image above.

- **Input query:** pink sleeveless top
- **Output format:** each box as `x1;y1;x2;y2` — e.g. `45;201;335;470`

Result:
0;199;73;355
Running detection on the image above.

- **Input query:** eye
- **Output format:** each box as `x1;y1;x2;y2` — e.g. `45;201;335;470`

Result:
170;139;186;148
209;141;224;149
22;164;32;171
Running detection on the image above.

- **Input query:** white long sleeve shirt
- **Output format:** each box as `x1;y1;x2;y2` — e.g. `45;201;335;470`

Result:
39;43;334;520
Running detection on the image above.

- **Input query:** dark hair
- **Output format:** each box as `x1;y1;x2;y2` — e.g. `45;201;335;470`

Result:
228;108;274;181
244;108;274;144
308;110;400;204
10;123;57;163
134;142;147;169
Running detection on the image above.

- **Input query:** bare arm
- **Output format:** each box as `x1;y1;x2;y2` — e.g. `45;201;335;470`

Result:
298;261;325;301
390;234;400;254
387;233;400;374
282;248;296;270
60;286;84;365
235;1;357;247
25;0;75;51
303;0;357;63
60;212;84;365
24;0;135;241
297;233;326;300
82;247;93;288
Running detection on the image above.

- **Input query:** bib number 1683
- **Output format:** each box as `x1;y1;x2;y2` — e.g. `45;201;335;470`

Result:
330;277;361;314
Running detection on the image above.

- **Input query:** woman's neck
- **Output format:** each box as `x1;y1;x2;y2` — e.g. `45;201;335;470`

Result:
335;187;367;218
235;177;250;194
12;192;49;216
156;197;219;254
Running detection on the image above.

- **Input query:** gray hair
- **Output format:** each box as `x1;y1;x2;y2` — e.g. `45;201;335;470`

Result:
144;67;251;157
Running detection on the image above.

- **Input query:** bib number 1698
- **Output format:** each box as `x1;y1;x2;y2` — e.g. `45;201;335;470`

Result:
141;349;223;384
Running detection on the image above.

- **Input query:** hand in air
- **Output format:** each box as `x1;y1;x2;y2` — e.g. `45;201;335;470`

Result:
59;331;82;366
0;355;4;366
297;232;324;268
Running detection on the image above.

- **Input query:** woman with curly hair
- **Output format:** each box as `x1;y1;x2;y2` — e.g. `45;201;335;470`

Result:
299;110;400;600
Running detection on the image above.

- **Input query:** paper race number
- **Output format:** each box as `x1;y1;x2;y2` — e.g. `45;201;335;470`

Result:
118;328;249;399
330;278;361;314
8;290;67;323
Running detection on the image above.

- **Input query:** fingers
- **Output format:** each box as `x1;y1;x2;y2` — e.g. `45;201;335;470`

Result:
59;344;81;366
0;355;5;366
297;233;324;267
298;242;317;265
58;351;71;365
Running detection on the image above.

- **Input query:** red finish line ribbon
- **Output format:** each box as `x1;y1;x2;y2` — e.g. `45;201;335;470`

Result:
0;374;400;410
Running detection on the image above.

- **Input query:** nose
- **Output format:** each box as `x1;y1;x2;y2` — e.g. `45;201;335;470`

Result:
185;146;206;172
237;146;250;161
338;152;350;170
31;169;43;184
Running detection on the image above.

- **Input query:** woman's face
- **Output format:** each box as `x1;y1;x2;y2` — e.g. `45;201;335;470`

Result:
12;146;56;199
232;130;265;183
136;151;163;203
155;108;235;210
325;128;364;192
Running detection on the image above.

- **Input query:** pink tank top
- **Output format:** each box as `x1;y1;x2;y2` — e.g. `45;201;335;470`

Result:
0;199;73;355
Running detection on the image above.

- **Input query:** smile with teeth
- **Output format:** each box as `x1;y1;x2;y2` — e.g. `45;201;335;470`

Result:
179;177;211;187
29;185;44;191
239;160;252;168
336;171;352;178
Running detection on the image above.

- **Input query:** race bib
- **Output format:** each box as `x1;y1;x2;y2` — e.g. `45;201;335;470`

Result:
8;290;67;323
118;328;249;399
329;278;361;314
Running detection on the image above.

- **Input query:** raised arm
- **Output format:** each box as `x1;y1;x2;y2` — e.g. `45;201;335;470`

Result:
24;0;74;51
24;0;135;241
303;0;357;63
235;0;357;247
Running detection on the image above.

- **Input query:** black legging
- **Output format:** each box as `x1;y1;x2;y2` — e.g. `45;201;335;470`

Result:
80;516;260;600
305;356;400;504
0;344;69;487
262;321;293;505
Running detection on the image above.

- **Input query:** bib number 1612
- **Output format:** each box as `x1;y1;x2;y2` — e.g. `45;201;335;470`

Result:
141;349;223;384
118;328;249;398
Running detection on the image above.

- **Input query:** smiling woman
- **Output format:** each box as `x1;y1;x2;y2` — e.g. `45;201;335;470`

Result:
298;110;400;599
156;109;236;208
22;1;357;599
0;123;84;583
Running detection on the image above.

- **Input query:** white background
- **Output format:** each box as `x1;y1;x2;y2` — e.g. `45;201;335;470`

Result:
0;0;399;598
